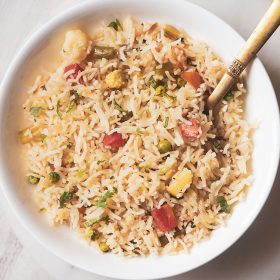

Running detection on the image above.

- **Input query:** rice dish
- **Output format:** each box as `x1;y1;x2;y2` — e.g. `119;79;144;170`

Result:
19;17;253;256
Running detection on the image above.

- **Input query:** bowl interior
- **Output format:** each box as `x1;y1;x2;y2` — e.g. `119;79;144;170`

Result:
0;0;279;279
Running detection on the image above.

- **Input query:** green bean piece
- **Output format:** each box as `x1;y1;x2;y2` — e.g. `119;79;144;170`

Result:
93;46;116;59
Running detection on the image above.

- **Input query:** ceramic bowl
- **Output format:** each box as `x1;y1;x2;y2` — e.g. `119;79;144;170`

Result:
0;0;279;279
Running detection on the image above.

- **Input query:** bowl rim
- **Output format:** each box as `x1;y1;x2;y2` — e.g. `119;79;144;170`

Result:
0;0;279;279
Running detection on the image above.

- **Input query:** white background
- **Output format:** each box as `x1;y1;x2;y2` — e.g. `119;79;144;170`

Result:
0;0;279;279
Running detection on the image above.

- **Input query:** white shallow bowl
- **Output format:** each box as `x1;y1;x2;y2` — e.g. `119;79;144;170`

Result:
0;0;279;279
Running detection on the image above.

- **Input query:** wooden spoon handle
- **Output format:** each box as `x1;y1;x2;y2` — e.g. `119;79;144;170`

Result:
207;0;280;110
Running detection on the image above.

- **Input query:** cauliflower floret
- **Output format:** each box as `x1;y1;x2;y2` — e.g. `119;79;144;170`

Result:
105;70;123;89
62;30;89;62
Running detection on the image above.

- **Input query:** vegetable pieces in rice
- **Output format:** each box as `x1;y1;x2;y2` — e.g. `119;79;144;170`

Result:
20;17;252;256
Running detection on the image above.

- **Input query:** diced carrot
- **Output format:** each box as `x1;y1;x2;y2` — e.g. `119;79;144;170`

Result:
64;63;83;80
180;70;203;90
179;119;199;140
151;204;177;232
103;132;126;150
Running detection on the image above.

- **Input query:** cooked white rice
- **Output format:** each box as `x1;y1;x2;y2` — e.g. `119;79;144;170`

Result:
19;17;253;256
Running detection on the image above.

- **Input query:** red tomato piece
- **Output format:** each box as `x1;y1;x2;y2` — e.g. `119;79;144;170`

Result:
103;132;126;150
179;120;200;140
64;63;83;80
78;207;86;215
151;204;177;232
180;70;203;90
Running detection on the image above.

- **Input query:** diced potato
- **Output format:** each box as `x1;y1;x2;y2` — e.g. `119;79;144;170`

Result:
167;168;193;198
62;30;89;62
105;70;123;89
137;185;147;195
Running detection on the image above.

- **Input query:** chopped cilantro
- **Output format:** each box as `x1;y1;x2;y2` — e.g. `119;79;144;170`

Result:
217;196;230;213
59;191;74;208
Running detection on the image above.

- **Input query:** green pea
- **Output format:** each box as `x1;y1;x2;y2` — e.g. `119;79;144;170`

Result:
176;77;186;88
28;175;39;185
99;242;110;252
157;139;172;154
48;172;60;183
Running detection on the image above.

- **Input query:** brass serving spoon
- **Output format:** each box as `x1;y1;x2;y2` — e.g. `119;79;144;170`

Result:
207;0;280;110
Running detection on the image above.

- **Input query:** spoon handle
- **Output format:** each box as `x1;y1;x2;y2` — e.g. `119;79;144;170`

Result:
207;0;280;110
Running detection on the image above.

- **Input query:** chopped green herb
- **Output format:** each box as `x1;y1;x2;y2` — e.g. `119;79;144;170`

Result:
147;78;165;89
27;175;39;185
224;91;234;101
217;196;230;213
164;117;169;128
39;208;46;213
41;134;47;142
67;90;80;113
84;218;101;227
91;230;101;241
108;19;122;31
30;107;42;117
213;140;220;149
176;77;186;88
97;160;106;165
49;172;60;183
97;190;115;208
115;19;122;30
84;216;109;227
70;89;80;102
186;57;194;65
113;99;125;113
66;100;75;113
57;100;62;119
161;92;176;101
59;191;75;208
120;111;133;122
113;99;133;122
136;127;143;135
76;169;86;177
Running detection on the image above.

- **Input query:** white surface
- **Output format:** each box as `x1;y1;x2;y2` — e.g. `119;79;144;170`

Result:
0;0;279;280
1;0;279;278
